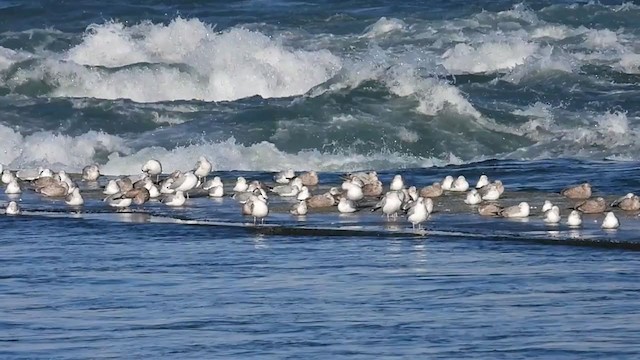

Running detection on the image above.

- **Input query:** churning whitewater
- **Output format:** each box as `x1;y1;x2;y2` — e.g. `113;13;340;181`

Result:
1;2;640;174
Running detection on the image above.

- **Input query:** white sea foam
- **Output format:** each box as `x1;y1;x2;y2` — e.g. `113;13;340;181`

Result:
362;17;406;38
583;29;621;49
385;67;482;118
0;123;453;174
9;18;342;103
618;52;640;73
441;40;538;74
0;124;129;171
530;25;571;40
0;46;28;71
102;138;450;174
397;127;420;143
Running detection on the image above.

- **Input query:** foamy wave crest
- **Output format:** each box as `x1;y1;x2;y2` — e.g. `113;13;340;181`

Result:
0;46;28;72
101;137;450;175
0;125;453;174
441;40;538;74
0;124;129;171
583;29;622;50
20;18;342;102
362;17;406;38
618;53;640;73
385;67;482;118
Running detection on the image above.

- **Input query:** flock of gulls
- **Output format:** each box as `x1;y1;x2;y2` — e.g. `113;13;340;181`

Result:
0;156;632;232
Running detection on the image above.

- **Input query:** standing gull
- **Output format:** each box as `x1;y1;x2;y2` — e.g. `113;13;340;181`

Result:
407;197;429;230
142;159;162;182
372;191;403;220
194;156;212;182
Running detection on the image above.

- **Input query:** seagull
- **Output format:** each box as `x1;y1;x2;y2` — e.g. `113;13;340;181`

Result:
450;176;469;192
5;201;20;215
306;193;336;208
82;164;100;181
299;171;319;186
5;179;21;194
194;156;212;182
202;176;223;190
390;174;404;191
499;202;530;218
480;184;501;201
296;186;310;201
561;182;591;199
543;205;560;224
103;179;120;195
162;191;186;207
478;203;502;216
407;197;429;230
160;178;176;194
4;201;21;215
208;185;224;198
1;170;15;184
105;194;132;210
575;197;606;214
464;189;482;205
170;171;198;195
65;188;84;206
475;175;490;189
274;169;296;184
406;186;419;202
122;188;151;206
37;180;69;197
567;210;582;227
247;194;269;224
419;182;443;198
290;200;308;216
341;179;364;201
601;211;620;230
233;177;249;192
142;159;162;181
16;167;42;181
441;175;454;191
611;193;640;211
372;190;403;220
541;200;553;213
362;180;383;197
338;197;357;213
272;184;300;197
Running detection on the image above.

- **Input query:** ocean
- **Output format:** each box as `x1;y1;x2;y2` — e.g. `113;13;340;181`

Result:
2;0;640;358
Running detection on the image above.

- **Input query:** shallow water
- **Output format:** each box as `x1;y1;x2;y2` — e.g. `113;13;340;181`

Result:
3;160;640;358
